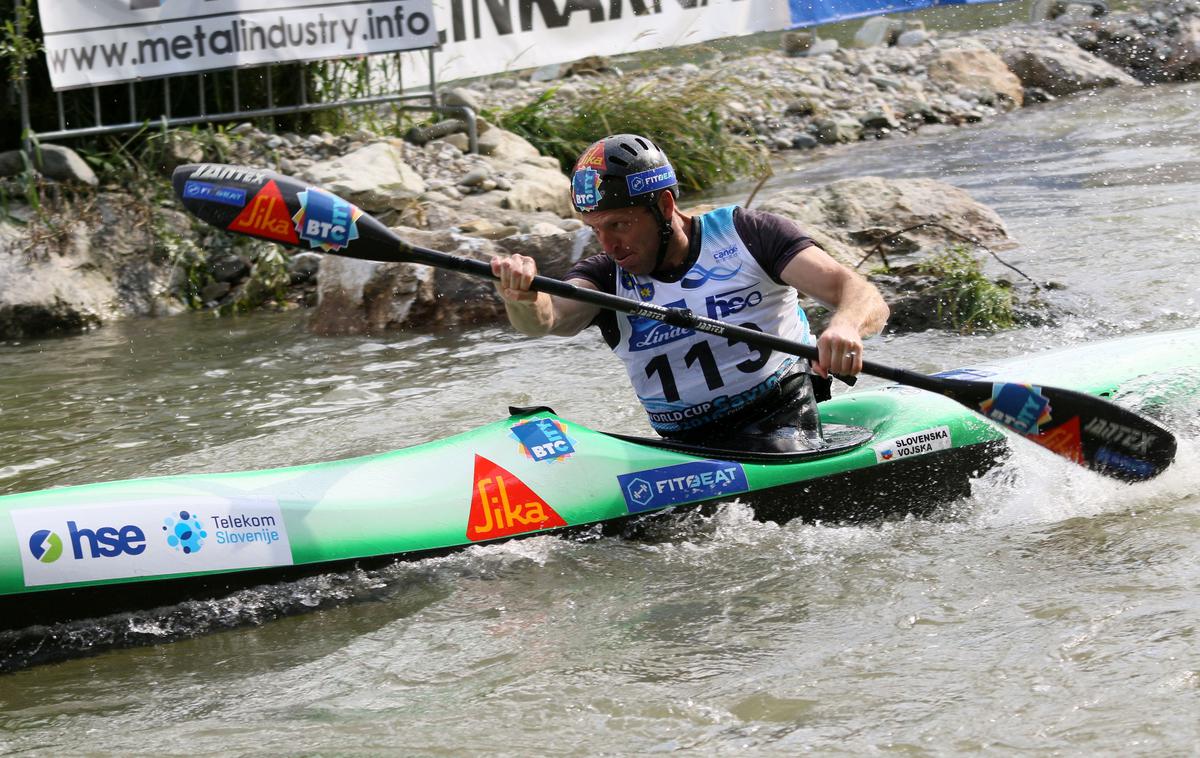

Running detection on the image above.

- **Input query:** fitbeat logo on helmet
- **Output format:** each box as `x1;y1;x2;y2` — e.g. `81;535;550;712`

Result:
625;166;676;197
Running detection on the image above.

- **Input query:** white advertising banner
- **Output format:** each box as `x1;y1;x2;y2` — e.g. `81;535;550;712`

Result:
404;0;794;85
11;496;294;587
39;0;438;91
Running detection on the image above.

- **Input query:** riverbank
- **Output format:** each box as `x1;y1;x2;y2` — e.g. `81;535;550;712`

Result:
1;0;1196;340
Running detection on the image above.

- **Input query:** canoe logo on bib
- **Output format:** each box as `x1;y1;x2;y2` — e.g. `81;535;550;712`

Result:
979;383;1052;435
162;510;208;555
293;188;362;252
468;456;567;541
617;460;748;513
509;418;576;463
228;179;300;245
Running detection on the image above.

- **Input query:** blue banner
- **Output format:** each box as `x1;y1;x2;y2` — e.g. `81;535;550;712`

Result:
789;0;1009;28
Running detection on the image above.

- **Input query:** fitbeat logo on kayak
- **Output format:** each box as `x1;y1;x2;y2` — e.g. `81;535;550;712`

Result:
10;497;294;587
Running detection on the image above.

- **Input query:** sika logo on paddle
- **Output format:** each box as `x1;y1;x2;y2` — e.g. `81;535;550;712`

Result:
979;383;1052;435
1036;415;1083;463
228;180;299;245
468;455;567;541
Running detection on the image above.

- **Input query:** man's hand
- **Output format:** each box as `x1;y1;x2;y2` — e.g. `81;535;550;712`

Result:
491;254;539;303
813;323;865;378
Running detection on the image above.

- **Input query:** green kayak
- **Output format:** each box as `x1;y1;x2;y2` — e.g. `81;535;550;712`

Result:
2;328;1197;630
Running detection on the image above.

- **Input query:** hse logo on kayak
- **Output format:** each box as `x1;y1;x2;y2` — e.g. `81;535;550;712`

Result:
980;383;1052;435
27;530;64;563
705;283;762;319
10;499;294;588
509;418;576;463
873;426;952;463
228;180;299;245
617;460;748;513
293;187;362;252
468;456;566;541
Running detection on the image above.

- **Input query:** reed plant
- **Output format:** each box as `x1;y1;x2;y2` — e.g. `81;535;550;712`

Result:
489;75;770;192
918;245;1016;332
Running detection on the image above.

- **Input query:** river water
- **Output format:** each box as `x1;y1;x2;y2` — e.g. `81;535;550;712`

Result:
1;82;1198;753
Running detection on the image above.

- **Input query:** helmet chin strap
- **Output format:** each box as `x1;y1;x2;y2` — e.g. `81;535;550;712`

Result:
648;200;673;272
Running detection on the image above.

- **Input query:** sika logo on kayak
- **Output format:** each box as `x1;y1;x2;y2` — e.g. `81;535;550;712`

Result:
979;383;1052;435
617;460;749;513
468;455;567;541
509;418;576;463
27;530;64;563
162;510;207;555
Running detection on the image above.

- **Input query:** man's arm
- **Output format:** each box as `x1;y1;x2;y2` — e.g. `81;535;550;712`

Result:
779;246;889;377
490;254;601;337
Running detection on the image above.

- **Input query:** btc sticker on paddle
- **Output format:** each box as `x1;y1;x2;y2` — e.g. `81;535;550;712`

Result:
980;383;1052;435
10;497;293;588
293;188;362;252
618;460;748;513
509;418;576;463
873;425;952;463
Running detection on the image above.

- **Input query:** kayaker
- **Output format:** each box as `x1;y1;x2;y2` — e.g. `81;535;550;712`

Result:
490;133;889;453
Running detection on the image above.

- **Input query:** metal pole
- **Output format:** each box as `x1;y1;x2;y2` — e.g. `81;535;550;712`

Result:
16;0;34;157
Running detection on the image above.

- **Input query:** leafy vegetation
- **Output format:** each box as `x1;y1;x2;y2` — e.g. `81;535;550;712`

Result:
487;75;770;192
917;245;1016;333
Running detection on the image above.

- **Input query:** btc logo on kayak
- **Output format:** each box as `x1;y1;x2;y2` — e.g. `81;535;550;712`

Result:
509;418;576;463
10;499;294;588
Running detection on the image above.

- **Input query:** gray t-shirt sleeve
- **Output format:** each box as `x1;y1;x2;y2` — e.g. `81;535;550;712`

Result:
732;207;818;284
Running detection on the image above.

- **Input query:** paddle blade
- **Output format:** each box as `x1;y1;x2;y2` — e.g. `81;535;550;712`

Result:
171;164;406;262
948;380;1176;481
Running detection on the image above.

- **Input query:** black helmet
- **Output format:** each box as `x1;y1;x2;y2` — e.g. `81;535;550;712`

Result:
570;134;679;215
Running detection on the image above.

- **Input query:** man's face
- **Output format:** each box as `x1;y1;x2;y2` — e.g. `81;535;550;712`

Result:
581;205;659;275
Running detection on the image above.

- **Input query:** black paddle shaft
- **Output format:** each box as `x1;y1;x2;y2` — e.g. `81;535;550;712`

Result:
171;164;1178;481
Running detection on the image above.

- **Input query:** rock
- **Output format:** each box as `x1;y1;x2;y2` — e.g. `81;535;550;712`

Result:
530;63;565;82
476;128;542;162
1166;15;1200;80
209;253;250;283
288;252;322;285
0;150;29;177
0;196;183;339
483;159;573;217
927;47;1024;108
33;144;98;186
461;166;491;186
896;30;930;48
855;17;901;48
200;281;231;303
756;176;1012;268
814;115;863;144
1002;44;1141;96
861;103;901;129
300;141;426;212
441;87;483;112
807;39;840;57
783;31;815;57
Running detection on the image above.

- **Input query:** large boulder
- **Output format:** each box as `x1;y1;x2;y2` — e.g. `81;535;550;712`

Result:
299;141;426;213
1002;41;1141;96
309;226;596;334
756;176;1013;268
926;46;1025;107
0;197;182;340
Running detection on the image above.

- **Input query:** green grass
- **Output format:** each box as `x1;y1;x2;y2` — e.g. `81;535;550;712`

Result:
917;245;1016;333
487;75;770;192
